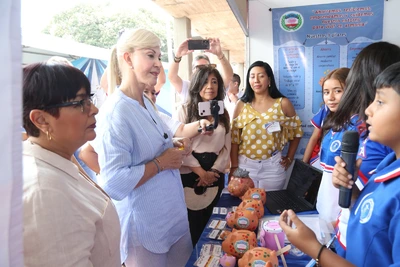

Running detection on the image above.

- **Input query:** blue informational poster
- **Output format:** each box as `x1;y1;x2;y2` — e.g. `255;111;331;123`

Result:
272;0;383;158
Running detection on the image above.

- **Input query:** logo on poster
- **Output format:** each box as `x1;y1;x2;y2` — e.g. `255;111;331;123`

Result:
280;11;304;32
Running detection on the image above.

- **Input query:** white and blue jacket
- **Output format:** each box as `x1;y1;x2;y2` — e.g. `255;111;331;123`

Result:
346;152;400;266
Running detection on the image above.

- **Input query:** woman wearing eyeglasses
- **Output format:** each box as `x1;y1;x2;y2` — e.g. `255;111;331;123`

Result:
175;65;231;247
22;63;121;266
230;61;303;191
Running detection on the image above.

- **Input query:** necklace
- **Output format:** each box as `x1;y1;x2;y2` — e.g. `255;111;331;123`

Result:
143;105;169;140
145;107;157;125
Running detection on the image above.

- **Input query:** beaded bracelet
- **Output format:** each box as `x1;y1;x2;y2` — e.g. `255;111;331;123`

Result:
316;244;326;267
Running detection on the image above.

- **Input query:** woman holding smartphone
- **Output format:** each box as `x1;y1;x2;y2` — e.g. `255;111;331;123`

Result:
174;65;231;247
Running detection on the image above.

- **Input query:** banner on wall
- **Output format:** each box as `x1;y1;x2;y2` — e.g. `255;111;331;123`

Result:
272;0;384;159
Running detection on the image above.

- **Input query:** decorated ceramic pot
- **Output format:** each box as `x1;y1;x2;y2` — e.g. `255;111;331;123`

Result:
241;188;267;205
228;168;255;198
221;229;257;258
238;198;265;219
238;247;279;267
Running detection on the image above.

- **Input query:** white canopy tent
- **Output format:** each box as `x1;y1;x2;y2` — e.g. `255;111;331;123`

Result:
22;32;110;65
23;32;110;90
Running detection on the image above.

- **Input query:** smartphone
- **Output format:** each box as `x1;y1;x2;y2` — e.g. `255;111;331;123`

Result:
198;100;224;116
188;39;210;50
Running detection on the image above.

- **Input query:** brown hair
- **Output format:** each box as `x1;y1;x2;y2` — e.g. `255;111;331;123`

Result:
321;67;350;91
321;67;350;137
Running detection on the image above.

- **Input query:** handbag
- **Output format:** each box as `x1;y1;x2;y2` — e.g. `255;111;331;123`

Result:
182;152;222;211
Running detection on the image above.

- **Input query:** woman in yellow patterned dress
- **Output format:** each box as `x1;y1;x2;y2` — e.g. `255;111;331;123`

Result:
230;61;303;191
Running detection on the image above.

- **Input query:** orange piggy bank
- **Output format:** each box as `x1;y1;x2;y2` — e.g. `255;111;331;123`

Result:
226;208;259;231
228;168;255;198
241;188;267;205
221;229;257;258
238;198;265;219
238;247;279;267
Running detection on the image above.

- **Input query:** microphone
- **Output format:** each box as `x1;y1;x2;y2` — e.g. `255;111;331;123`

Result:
163;133;168;139
338;131;360;208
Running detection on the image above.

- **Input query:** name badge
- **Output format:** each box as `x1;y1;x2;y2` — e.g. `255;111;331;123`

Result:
264;121;281;133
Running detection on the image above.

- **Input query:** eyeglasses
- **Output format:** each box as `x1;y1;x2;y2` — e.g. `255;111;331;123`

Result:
194;63;217;70
43;94;94;114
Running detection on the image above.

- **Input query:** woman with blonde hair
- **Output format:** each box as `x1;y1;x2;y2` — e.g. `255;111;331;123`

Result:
92;29;193;267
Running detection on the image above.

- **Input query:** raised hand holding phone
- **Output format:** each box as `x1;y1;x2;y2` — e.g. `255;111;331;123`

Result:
188;39;210;50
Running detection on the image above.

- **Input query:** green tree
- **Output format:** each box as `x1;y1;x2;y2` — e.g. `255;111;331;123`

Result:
43;3;170;61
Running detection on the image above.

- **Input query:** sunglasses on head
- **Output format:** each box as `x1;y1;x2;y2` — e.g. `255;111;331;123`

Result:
194;63;217;70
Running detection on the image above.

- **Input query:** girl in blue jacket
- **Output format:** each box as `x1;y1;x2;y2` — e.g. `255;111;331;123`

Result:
279;62;400;267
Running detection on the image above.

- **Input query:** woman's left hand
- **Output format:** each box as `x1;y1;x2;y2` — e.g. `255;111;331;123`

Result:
280;155;292;170
173;137;192;156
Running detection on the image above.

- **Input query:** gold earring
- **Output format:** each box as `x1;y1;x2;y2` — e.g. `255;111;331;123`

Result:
269;84;271;88
46;130;52;141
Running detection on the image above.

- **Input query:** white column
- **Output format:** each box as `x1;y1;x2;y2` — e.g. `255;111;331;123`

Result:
173;17;192;80
0;0;23;266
